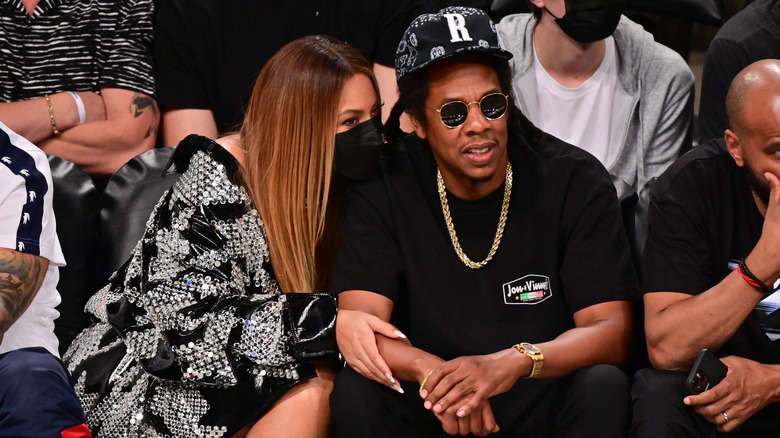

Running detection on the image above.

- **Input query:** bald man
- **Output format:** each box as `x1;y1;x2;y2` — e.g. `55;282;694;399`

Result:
630;59;780;437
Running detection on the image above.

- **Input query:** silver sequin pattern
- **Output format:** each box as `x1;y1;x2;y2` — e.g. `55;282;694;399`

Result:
64;148;302;436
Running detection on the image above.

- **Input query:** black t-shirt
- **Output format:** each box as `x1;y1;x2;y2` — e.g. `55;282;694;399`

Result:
332;129;638;362
643;138;780;363
154;0;424;134
421;1;531;19
698;0;780;142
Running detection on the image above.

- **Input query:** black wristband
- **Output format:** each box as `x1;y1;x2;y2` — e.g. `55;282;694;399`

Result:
738;258;777;294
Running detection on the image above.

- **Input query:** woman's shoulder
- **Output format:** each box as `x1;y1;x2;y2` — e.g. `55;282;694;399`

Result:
214;134;244;163
166;134;240;176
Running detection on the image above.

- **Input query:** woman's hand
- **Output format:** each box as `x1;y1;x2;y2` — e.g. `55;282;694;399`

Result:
336;309;406;393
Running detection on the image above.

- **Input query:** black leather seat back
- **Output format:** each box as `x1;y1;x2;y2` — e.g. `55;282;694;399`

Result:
98;148;179;282
47;154;101;355
626;0;725;25
484;0;725;25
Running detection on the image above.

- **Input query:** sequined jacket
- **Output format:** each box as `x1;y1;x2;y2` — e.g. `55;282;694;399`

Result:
63;135;337;437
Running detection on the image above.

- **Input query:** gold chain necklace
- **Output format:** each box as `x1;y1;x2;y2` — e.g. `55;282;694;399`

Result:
437;162;512;269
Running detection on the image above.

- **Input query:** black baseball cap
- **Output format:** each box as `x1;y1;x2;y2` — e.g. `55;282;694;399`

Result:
395;7;513;81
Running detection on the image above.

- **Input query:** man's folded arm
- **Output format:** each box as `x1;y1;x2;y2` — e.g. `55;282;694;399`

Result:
39;88;159;176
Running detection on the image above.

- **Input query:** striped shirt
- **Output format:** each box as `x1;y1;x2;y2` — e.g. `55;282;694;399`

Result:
0;0;155;101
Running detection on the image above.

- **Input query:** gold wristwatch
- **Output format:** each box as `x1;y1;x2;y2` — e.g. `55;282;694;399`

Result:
513;342;544;378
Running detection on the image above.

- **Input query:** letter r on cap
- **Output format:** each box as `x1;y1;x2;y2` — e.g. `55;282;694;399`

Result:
443;13;472;43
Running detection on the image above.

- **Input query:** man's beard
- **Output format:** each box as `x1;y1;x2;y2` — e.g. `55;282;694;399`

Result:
743;164;771;207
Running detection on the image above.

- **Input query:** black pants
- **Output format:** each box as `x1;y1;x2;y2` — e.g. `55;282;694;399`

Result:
331;364;630;437
630;368;780;438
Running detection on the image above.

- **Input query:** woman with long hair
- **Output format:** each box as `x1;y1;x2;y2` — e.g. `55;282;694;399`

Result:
62;35;383;437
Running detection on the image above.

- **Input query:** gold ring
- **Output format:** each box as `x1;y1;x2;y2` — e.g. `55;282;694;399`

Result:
419;370;434;396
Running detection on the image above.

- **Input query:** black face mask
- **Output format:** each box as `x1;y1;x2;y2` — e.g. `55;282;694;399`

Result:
334;116;385;180
546;0;625;44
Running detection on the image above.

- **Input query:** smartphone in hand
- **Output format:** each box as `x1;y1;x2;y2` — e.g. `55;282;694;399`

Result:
686;349;728;394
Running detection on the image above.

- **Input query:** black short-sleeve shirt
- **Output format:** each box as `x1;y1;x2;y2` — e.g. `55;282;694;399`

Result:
154;0;424;134
332;130;638;361
642;138;780;363
698;0;780;142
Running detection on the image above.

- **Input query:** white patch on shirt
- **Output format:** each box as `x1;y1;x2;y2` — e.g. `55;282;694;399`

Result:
503;274;552;305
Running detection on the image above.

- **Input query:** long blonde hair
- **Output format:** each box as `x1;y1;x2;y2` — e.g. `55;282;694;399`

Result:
239;36;379;293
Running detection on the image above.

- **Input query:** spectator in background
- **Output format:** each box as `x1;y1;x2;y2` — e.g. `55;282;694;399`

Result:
422;0;531;18
633;60;780;437
155;0;423;146
0;121;90;437
0;0;158;181
423;1;492;11
496;0;694;255
698;0;780;143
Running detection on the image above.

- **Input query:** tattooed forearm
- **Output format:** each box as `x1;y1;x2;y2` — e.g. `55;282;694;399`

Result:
129;92;159;139
0;248;47;335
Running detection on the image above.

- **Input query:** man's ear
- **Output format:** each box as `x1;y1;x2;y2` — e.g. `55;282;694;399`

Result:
725;129;744;167
409;113;427;140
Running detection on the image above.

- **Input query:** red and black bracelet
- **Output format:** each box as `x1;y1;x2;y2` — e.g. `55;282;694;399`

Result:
737;258;776;295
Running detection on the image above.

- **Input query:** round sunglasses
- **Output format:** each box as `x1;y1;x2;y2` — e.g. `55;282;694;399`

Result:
434;93;509;128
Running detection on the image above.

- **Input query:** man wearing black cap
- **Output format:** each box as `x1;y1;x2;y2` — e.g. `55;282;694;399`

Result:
330;7;637;436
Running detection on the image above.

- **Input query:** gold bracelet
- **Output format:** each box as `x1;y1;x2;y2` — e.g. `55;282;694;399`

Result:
419;369;434;396
44;94;60;136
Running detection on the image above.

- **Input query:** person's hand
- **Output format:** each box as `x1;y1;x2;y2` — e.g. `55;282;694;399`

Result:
433;398;500;436
684;356;778;433
336;309;405;392
761;172;780;249
420;349;524;420
750;172;780;275
76;91;106;123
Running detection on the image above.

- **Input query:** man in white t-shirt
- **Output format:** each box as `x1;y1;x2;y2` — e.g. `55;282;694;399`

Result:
0;121;91;437
496;0;695;254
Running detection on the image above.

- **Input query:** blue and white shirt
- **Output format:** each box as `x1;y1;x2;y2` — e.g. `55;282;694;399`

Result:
0;121;64;356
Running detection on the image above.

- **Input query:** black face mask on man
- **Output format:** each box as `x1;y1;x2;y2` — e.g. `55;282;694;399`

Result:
333;116;385;180
545;0;625;44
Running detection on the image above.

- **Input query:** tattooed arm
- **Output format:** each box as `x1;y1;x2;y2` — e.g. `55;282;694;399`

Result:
0;248;48;344
38;88;159;177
